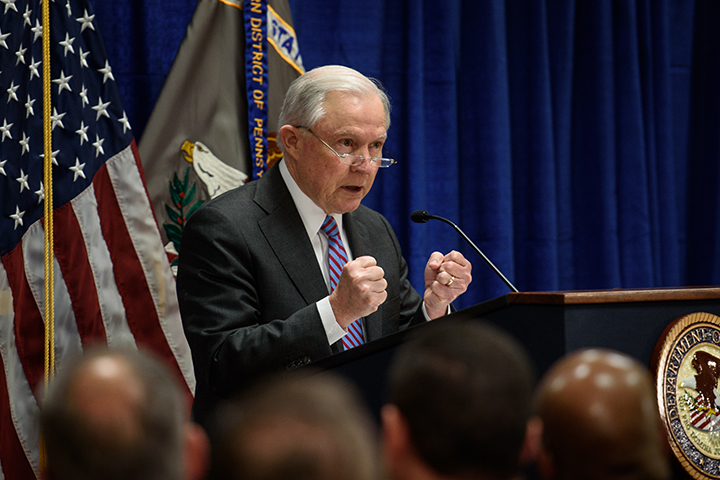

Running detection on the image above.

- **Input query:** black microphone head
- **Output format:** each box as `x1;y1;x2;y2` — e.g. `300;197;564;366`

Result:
410;210;430;223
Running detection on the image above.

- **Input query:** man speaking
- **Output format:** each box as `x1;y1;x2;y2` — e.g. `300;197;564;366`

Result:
177;65;473;425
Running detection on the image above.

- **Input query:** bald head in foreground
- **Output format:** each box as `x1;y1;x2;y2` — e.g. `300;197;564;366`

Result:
41;348;208;480
535;349;670;480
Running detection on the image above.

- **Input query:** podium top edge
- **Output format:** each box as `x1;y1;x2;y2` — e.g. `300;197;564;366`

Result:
507;286;720;305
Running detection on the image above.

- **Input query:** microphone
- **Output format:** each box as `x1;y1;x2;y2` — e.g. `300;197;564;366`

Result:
411;210;519;292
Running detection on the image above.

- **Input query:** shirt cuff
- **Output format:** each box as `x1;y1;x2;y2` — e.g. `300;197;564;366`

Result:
317;297;347;344
422;301;452;321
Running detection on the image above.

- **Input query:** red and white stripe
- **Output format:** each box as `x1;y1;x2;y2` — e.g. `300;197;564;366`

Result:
690;408;714;430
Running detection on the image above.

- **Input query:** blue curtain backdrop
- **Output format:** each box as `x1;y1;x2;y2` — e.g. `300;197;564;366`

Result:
91;0;716;310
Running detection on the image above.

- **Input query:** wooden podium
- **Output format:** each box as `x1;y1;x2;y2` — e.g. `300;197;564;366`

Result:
313;286;720;417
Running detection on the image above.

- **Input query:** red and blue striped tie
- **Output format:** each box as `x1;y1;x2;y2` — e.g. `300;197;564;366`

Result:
321;215;365;349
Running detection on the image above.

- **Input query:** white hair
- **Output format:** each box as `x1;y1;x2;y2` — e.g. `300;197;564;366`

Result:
279;65;391;130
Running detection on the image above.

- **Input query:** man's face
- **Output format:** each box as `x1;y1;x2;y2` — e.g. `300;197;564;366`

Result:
290;90;387;214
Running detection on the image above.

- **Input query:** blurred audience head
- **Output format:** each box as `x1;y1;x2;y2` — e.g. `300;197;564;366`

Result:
209;372;381;480
535;348;670;480
41;347;208;480
382;320;539;480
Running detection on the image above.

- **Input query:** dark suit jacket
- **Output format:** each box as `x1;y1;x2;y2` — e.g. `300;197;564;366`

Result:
177;163;424;425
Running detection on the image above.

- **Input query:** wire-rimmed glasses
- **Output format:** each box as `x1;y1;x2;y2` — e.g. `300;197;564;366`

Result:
297;126;397;168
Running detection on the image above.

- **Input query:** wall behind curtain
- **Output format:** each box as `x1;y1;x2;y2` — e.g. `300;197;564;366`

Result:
92;0;716;310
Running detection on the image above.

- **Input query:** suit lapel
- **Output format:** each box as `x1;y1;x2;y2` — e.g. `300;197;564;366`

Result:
256;166;329;305
344;211;370;258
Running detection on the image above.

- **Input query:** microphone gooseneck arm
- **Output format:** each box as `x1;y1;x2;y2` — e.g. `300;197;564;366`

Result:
411;210;519;293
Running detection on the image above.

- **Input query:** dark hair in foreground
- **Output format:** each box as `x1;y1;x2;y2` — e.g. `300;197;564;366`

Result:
387;320;535;478
209;372;380;480
40;347;186;480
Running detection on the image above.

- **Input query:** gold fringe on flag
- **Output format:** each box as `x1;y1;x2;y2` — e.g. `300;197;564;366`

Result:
40;0;55;472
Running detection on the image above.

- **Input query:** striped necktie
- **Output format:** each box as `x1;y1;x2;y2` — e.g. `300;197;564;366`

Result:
321;215;365;349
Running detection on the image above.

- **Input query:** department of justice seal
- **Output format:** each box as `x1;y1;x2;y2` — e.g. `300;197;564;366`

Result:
656;312;720;479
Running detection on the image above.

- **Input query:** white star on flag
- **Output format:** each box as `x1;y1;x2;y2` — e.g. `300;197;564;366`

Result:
92;133;104;157
1;0;18;14
25;94;35;118
19;131;29;154
28;56;40;78
22;4;32;25
34;180;44;203
99;59;114;83
51;107;67;130
78;46;89;67
15;45;26;65
79;84;89;105
10;205;24;229
76;120;89;144
6;80;19;102
0;28;10;48
69;157;86;181
53;70;73;93
76;9;94;31
31;18;41;41
0;119;12;141
59;31;75;56
15;168;29;192
39;149;60;166
92;96;110;120
118;111;130;133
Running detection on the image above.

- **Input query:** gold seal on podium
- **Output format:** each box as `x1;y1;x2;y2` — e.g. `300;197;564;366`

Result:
655;312;720;479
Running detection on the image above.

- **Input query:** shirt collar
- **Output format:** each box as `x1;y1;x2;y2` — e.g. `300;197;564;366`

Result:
279;159;344;238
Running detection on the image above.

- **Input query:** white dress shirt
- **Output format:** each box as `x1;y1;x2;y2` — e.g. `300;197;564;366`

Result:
279;160;355;345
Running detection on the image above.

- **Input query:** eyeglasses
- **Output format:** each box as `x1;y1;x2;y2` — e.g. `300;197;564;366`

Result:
297;126;397;168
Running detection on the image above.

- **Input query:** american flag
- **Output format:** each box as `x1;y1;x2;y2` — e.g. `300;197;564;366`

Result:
0;0;195;478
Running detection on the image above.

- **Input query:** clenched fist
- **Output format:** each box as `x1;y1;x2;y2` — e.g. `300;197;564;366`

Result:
329;255;387;328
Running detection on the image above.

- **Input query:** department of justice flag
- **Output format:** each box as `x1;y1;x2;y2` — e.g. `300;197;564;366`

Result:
0;1;195;478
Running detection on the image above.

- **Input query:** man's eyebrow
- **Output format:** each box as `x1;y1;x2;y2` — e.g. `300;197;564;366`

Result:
333;129;388;141
334;129;360;138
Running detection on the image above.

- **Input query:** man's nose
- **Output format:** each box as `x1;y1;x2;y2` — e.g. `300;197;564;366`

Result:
351;154;375;173
357;145;379;169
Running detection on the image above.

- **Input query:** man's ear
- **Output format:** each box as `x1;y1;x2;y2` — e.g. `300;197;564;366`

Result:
536;446;556;480
520;416;543;466
381;404;412;464
184;422;210;480
530;418;556;480
279;125;300;157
